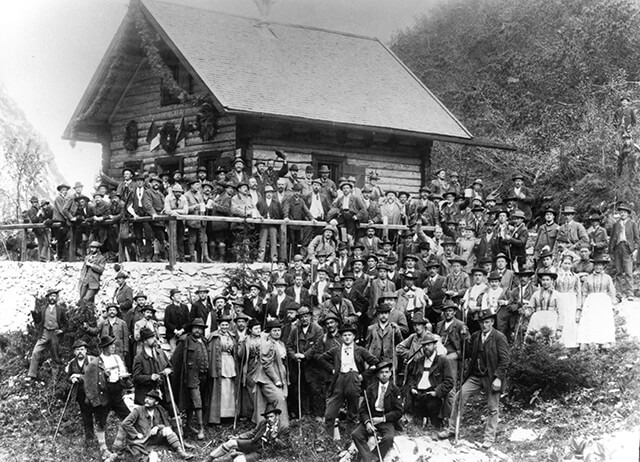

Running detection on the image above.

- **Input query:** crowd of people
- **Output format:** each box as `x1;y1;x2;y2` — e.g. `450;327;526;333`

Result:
22;157;634;462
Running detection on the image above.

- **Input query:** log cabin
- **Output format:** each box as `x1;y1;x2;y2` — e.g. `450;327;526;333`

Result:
63;0;511;193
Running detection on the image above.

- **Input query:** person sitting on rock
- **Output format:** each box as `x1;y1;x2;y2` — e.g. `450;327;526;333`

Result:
109;389;194;461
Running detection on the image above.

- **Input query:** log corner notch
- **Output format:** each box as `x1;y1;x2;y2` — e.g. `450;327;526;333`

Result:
418;140;433;188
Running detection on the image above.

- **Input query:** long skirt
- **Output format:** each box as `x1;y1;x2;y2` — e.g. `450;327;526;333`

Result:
557;292;579;348
526;310;558;337
577;293;616;345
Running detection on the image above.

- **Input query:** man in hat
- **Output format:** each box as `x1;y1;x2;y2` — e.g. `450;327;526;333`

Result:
206;402;289;462
368;262;397;310
317;282;359;326
361;185;382;225
380;191;404;240
109;389;194;461
614;95;636;139
266;279;294;323
126;173;155;261
586;213;608;259
502;209;529;271
317;164;337;199
444;257;470;304
556;206;589;253
423;258;447;324
461;267;489;334
244;284;265;325
184;179;212;262
533;208;560;262
133;305;159;356
507;266;536;344
283;183;314;256
378;292;410;336
285;273;311;307
475;220;498;263
27;288;68;380
25;195;50;261
319;323;379;435
275;178;291;206
165;288;190;353
113;167;134;205
351;360;403;462
440;190;460;225
609;203;639;299
481;271;511;337
366;304;404;371
396;272;428;324
412;186;440;227
435;300;467;384
84;335;132;458
86;303;130;363
494;253;515;291
286;306;324;419
438;236;457;275
357;225;382;256
77;240;106;303
399;253;423;288
208;180;234;261
253;159;268;194
307;225;337;263
52;183;71;260
396;312;433;364
65;339;96;444
506;174;534;220
304;177;332;226
132;326;172;407
190;286;214;325
231;181;260;221
298;165;314;197
328;179;367;242
171;318;209;440
163;183;190;261
140;175;167;261
342;272;371;330
112;271;133;317
226;157;251;188
404;333;454;429
438;308;509;448
256;185;284;262
430;169;449;197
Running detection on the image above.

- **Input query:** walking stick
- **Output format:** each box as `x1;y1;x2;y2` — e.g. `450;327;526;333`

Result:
362;387;384;462
296;329;302;420
233;347;247;430
165;375;186;452
53;382;75;443
454;306;468;445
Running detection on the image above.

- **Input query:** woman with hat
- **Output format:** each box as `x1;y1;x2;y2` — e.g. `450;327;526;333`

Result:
576;257;616;348
526;271;561;340
585;213;608;260
555;253;582;349
84;335;132;459
206;402;289;462
205;316;237;424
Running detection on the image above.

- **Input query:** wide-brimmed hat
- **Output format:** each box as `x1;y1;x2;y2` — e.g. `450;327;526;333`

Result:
115;271;128;280
587;213;602;222
448;256;467;266
515;267;535;277
188;318;207;329
297;306;312;317
374;360;393;372
322;313;341;325
319;165;330;173
339;180;353;189
511;210;526;220
338;323;358;334
171;184;184;193
329;282;344;291
420;332;441;345
493;253;509;262
134;291;147;300
341;272;356;281
380;291;398;300
537;270;558;280
88;241;102;248
105;303;119;312
539;249;554;260
261;402;282;417
56;183;71;191
590;256;611;265
487;271;502;281
139;327;156;341
98;335;116;349
617;203;633;213
563;205;577;214
74;195;90;203
195;286;209;293
375;304;392;313
403;272;418;280
411;312;429;325
470;267;487;275
440;237;457;247
235;312;252;321
511;174;524;181
45;288;61;297
403;253;419;262
169;288;181;297
478;309;497;322
322;224;337;234
146;389;162;401
442;300;458;312
274;278;287;287
72;339;88;349
541;207;557;216
141;305;156;313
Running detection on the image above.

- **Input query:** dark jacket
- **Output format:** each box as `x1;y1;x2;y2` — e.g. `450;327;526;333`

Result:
171;334;209;410
285;322;324;380
265;294;294;322
84;355;128;407
164;303;190;340
31;302;68;336
237;417;289;450
121;404;172;442
256;198;284;220
609;219;640;253
114;283;134;314
435;318;466;357
319;344;379;394
132;346;171;405
359;380;403;430
66;355;96;404
464;328;510;391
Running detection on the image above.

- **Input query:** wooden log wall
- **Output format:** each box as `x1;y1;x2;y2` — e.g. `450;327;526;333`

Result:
107;60;236;180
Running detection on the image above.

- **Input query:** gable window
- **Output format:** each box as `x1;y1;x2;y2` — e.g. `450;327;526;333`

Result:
161;63;193;106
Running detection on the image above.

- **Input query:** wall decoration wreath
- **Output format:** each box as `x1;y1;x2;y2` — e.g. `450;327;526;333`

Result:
160;121;177;153
124;120;139;152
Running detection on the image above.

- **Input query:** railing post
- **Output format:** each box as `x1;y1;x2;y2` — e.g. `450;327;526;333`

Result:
167;217;177;270
279;221;288;261
68;225;76;262
21;229;28;262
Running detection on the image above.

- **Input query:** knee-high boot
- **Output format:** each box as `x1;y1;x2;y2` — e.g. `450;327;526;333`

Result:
166;430;194;459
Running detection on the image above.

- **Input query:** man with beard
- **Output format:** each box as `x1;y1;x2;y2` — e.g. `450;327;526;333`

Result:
396;272;429;327
244;283;266;325
414;186;441;227
208;181;234;261
317;165;338;200
132;327;172;407
27;288;68;381
283;183;314;256
328;180;366;243
85;303;130;364
171;318;209;440
190;286;213;326
396;312;433;366
113;271;133;318
65;339;96;445
165;289;190;353
78;241;106;303
256;185;283;263
266;278;294;323
286;306;324;420
255;321;290;426
361;185;382;226
341;272;371;338
110;389;194;461
423;259;447;325
127;174;154;261
316;282;359;326
226;158;251;188
143;175;169;261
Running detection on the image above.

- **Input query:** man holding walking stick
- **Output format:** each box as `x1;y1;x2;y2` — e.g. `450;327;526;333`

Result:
64;339;95;446
437;308;510;449
352;361;403;462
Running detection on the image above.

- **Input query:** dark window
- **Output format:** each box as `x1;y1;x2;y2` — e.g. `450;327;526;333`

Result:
197;150;222;179
312;155;344;184
122;160;143;175
161;63;193;106
155;157;184;176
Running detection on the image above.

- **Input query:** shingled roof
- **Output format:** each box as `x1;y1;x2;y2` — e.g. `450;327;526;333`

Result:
65;0;477;143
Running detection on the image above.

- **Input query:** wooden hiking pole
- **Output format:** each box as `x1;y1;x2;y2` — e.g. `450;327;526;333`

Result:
454;306;468;445
296;329;302;420
53;382;75;443
165;375;186;452
362;386;384;462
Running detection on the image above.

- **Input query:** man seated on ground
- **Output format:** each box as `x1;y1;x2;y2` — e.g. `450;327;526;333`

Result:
207;403;289;462
351;361;403;462
109;389;194;461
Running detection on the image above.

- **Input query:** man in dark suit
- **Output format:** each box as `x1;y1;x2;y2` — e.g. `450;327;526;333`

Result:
65;339;96;444
438;309;510;449
318;324;379;435
328;180;367;241
27;288;68;380
256;185;284;263
283;183;314;256
423;259;447;325
609;203;639;299
164;289;190;354
265;278;294;322
351;361;403;462
285;273;311;307
501;209;529;271
506;174;535;221
113;272;134;318
435;300;466;386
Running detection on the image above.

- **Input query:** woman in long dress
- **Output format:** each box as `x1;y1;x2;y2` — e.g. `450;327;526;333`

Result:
205;317;237;424
555;254;582;349
576;258;616;348
526;270;561;340
241;319;264;424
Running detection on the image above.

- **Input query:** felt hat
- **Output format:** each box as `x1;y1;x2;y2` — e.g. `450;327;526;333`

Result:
274;278;287;287
148;175;162;185
338;323;358;334
539;249;554;259
305;165;314;173
380;291;398;300
235;312;252;321
374;360;393;372
248;318;261;329
141;305;156;313
171;184;184;193
442;300;458;312
404;253;419;261
470;267;488;275
197;165;208;173
98;335;116;349
337;241;349;251
145;389;162;401
366;254;379;262
386;256;399;265
323;225;337;234
289;164;299;171
88;240;102;248
265;320;282;331
511;210;526;220
542;207;557;216
236;182;249;190
362;185;373;193
587;213;602;221
376;263;390;271
188;318;207;329
122;166;134;174
617;203;633;213
376;304;392;313
420;186;431;193
45;288;61;297
478;257;493;266
420;332;441;345
511;174;525;181
29;195;39;203
319;165;330;174
195;286;209;293
74;195;90;203
264;185;275;193
201;181;214;190
169;288;181;297
411;312;429;325
472;178;484;186
233;157;245;166
537;270;559;280
515;267;535;277
440;236;457;247
590;256;611;265
105;303;119;312
292;183;303;192
424;258;441;269
329;282;344;291
341;272;356;281
187;177;200;185
56;183;71;191
487;271;502;280
217;315;233;324
115;271;129;280
132;174;145;181
471;205;485;213
139;327;156;341
261;402;282;417
71;339;88;349
563;205;577;214
339;180;353;189
311;178;322;185
448;256;467;266
478;309;497;322
211;294;227;304
322;313;341;325
403;272;418;280
493;253;509;262
134;291;147;300
296;306;312;317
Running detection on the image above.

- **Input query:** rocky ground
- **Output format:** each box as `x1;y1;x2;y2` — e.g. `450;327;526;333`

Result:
0;261;638;461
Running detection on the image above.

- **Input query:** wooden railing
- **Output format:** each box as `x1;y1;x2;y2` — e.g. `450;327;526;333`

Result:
0;216;433;269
